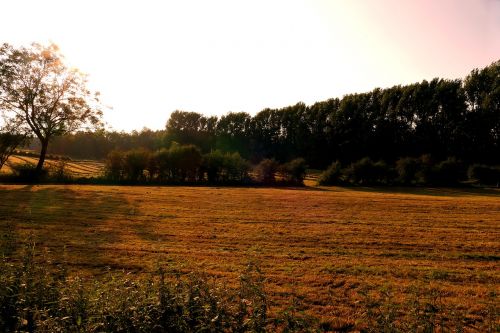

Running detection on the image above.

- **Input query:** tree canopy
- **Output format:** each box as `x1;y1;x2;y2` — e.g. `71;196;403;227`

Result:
41;59;500;169
0;43;102;173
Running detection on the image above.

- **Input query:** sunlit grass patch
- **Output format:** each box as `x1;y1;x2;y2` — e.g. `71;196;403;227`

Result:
0;184;498;331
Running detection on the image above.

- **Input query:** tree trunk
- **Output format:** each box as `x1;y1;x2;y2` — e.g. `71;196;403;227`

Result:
36;139;49;175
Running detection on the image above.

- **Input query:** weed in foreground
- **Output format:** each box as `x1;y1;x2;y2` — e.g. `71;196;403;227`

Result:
1;242;498;332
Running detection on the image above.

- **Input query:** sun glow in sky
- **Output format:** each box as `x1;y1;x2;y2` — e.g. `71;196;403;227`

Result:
2;0;499;131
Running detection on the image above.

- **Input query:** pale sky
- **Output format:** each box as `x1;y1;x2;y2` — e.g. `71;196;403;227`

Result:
1;0;499;131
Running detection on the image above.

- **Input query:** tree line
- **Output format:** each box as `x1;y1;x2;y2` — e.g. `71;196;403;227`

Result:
44;60;499;169
104;144;307;185
0;43;101;176
318;156;500;187
1;42;498;184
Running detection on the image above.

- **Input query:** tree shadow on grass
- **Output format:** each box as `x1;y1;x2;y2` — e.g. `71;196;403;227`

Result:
310;185;500;197
0;185;134;272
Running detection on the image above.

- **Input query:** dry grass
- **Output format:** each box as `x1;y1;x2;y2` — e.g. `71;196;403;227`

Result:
0;184;498;328
2;155;104;177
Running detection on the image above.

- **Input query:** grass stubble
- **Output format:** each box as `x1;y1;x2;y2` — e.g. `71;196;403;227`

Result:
0;184;498;331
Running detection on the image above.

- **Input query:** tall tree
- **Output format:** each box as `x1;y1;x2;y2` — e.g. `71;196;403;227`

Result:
216;112;252;156
0;43;102;174
166;111;217;151
463;60;500;163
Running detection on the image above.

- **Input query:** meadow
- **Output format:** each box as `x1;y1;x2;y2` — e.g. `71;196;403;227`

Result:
1;154;105;178
0;184;498;331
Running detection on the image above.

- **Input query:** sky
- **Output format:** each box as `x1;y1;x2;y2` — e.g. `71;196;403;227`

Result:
1;0;499;131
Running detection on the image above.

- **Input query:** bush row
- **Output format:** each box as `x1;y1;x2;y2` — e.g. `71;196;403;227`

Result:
104;145;307;185
318;156;500;186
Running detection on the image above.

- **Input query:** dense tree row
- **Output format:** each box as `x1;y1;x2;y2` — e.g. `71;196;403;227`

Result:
41;129;164;160
44;60;499;168
318;156;500;187
104;145;307;185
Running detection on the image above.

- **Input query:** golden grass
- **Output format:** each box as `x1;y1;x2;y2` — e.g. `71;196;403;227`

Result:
0;184;498;326
3;155;104;177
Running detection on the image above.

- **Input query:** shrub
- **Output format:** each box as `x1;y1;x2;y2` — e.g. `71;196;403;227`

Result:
428;157;465;186
224;152;250;182
47;159;72;182
415;154;435;184
9;163;47;182
123;149;151;181
145;152;159;180
255;158;279;184
344;157;392;185
203;150;225;182
395;157;421;185
202;151;250;183
154;148;172;181
317;161;343;185
169;144;202;182
281;158;307;185
104;150;125;181
0;132;28;170
468;164;500;186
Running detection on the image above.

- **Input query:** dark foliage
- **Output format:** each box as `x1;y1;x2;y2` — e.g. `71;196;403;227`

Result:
395;157;421;185
468;164;500;186
317;161;344;186
40;61;499;172
0;132;27;170
344;158;393;185
280;158;308;185
426;157;466;186
0;43;102;174
202;150;250;183
103;146;254;185
255;159;279;184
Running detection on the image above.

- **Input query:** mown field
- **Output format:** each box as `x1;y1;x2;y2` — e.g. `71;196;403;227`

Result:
0;155;105;178
0;184;499;329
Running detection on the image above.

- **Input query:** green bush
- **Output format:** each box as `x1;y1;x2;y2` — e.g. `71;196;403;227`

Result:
203;150;225;182
317;161;343;185
413;154;434;184
202;150;250;183
154;148;172;181
0;132;28;170
224;152;250;182
427;157;465;186
47;159;72;182
9;163;47;181
281;158;307;185
123;149;151;181
105;145;205;183
255;158;279;184
468;164;500;186
344;157;392;185
395;157;421;185
104;150;125;181
168;144;202;182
